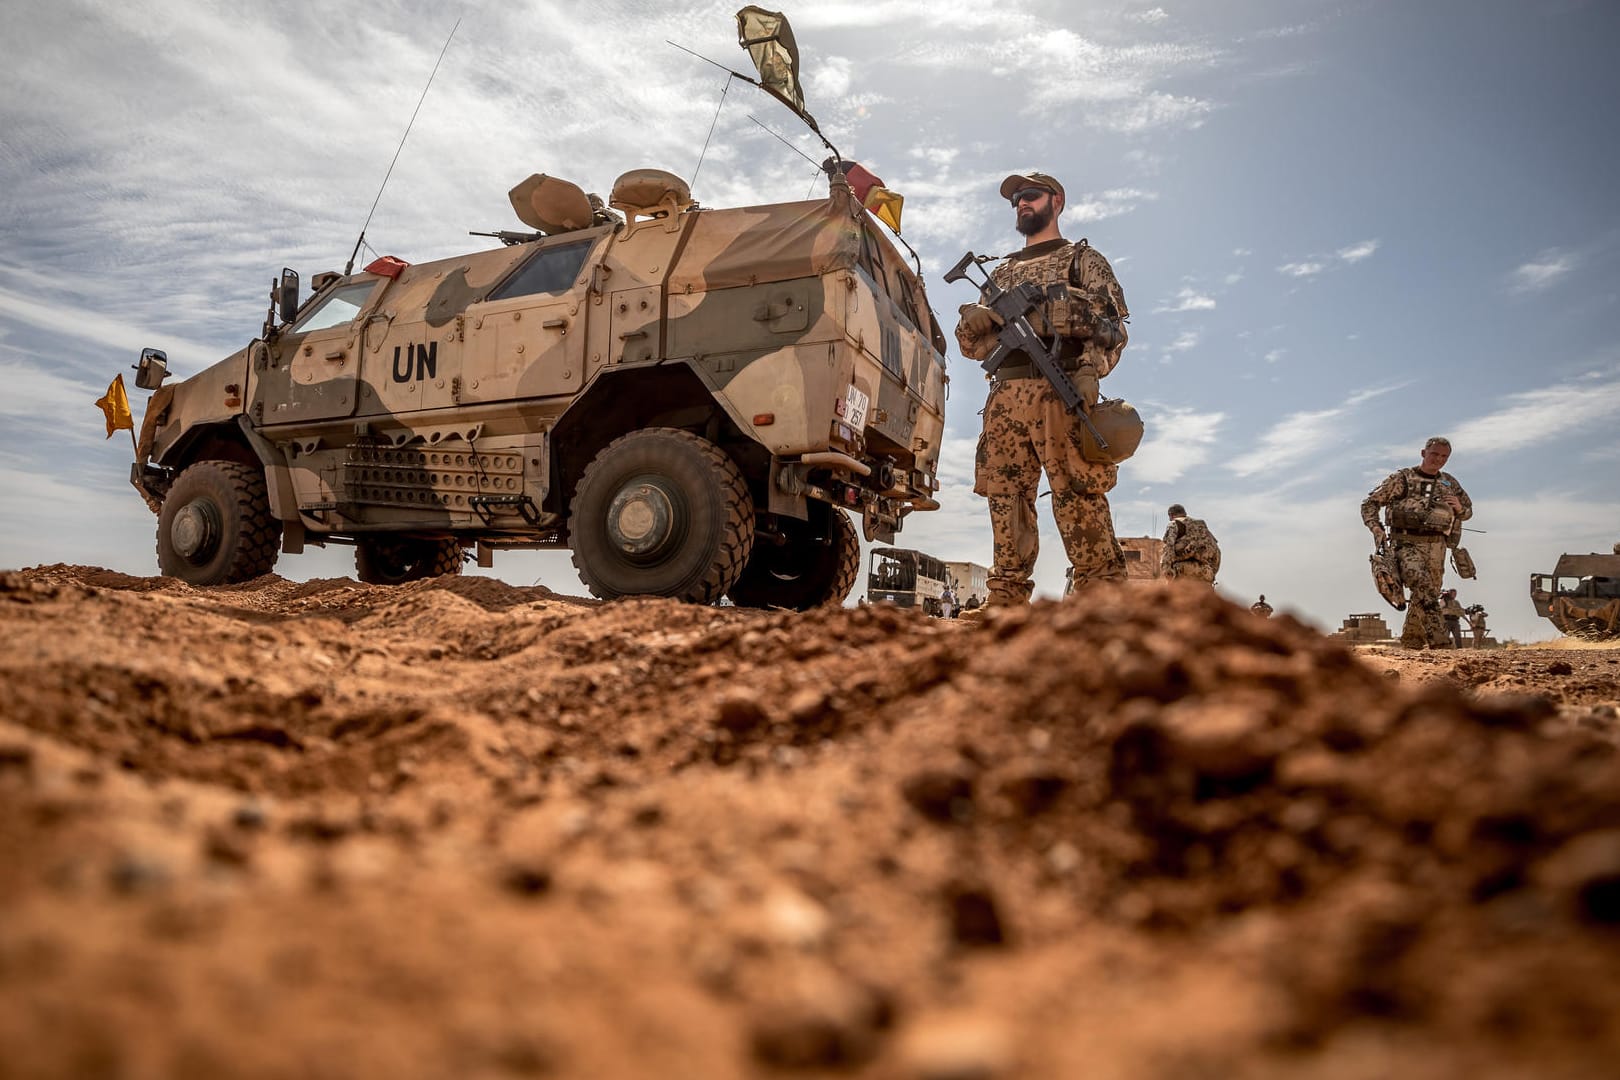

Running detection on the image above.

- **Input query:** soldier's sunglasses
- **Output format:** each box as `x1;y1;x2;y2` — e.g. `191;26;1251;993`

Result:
1009;187;1051;207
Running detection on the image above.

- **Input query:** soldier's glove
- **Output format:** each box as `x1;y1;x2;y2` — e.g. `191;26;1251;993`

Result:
1371;527;1387;549
958;304;1002;338
1075;371;1100;410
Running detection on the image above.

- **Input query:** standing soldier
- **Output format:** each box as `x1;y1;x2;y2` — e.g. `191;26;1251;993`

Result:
1160;504;1221;584
1361;436;1473;649
1468;605;1490;647
1250;595;1273;617
956;170;1130;606
1440;589;1467;649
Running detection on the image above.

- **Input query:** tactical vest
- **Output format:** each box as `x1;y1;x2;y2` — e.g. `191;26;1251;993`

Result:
1384;468;1459;533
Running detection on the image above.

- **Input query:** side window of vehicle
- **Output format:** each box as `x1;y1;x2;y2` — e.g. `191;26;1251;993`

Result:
488;240;596;301
293;281;380;334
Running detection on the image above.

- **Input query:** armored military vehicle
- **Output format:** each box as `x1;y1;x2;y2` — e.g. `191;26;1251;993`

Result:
129;167;947;608
1529;545;1620;639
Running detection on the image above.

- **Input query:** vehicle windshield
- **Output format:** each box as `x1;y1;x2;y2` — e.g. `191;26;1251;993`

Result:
294;281;379;333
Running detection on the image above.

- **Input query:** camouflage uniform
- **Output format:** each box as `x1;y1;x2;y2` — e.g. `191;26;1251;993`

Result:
958;238;1129;603
1441;593;1467;649
1250;597;1273;617
1468;607;1489;647
1361;467;1473;648
1160;516;1221;584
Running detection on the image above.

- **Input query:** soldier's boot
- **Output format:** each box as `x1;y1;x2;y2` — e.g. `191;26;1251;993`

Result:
985;578;1033;607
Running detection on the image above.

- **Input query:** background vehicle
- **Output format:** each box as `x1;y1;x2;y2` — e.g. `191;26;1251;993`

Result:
129;167;947;608
1530;546;1620;639
868;547;948;615
945;560;988;610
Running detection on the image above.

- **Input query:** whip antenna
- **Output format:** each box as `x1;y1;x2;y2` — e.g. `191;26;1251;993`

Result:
345;18;461;275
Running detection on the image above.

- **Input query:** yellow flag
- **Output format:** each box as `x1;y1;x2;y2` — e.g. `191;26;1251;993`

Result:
864;187;904;235
95;373;133;439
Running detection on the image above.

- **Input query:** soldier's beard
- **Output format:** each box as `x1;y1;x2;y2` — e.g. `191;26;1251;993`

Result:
1015;204;1054;236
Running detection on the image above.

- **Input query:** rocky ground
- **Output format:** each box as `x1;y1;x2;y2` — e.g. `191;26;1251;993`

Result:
2;564;1618;1079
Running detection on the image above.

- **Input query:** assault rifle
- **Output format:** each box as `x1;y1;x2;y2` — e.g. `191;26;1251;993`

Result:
944;250;1109;453
469;229;543;246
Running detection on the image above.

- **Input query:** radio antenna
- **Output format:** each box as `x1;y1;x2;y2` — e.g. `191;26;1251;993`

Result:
344;18;462;275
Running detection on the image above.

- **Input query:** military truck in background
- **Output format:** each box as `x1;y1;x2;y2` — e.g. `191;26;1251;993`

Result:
1529;545;1620;639
867;547;948;616
128;167;947;608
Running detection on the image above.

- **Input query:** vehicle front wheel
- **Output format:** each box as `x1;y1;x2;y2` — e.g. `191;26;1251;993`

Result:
729;509;860;611
569;428;753;603
156;461;280;585
355;536;465;585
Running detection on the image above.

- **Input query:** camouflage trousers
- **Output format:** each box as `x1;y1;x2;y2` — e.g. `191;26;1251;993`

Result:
1392;539;1448;648
974;378;1124;604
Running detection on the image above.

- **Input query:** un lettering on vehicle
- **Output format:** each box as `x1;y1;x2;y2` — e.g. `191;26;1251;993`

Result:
392;342;438;383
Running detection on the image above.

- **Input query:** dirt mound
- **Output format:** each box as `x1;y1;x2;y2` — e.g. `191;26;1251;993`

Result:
2;566;1617;1078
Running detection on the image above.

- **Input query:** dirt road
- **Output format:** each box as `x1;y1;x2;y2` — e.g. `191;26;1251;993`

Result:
3;565;1618;1078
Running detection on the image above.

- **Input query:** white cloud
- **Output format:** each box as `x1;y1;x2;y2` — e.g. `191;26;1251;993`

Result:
1226;406;1349;477
809;56;854;99
1129;405;1225;484
1277;261;1325;278
906;27;1221;134
1337;239;1380;262
1264;349;1285;364
1510;250;1576;293
1447;370;1620;455
1156;288;1217;313
1164;330;1201;354
1131;8;1171;25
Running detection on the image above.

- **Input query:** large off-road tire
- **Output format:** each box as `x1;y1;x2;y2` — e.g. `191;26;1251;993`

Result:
569;428;753;603
354;536;466;585
729;509;860;611
156;461;279;586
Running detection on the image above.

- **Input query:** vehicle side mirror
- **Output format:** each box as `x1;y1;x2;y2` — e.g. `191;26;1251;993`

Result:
134;347;170;390
277;268;300;324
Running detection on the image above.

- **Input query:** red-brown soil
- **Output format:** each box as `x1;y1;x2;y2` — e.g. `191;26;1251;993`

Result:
3;565;1618;1078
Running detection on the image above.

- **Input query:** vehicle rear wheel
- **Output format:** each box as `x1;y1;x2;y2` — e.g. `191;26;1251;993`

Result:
355;536;465;585
729;509;860;611
569;428;753;603
156;461;280;585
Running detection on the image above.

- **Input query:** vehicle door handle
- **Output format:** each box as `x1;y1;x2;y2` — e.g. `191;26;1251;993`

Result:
543;318;568;330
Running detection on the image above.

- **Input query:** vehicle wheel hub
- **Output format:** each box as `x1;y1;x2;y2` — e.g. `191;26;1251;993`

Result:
607;480;676;559
171;500;221;561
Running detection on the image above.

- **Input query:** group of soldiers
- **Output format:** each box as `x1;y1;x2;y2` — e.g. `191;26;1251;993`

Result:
950;168;1479;648
1440;589;1492;647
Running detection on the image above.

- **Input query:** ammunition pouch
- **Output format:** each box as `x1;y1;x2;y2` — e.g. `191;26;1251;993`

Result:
1450;546;1477;580
1044;287;1125;351
1078;398;1144;464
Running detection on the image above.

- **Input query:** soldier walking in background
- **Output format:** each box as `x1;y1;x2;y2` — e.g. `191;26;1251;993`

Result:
1160;504;1221;584
1440;588;1467;648
1361;436;1473;649
956;170;1131;606
1468;604;1490;647
1250;594;1273;617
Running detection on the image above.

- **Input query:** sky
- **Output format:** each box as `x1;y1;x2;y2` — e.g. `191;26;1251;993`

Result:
1;0;1616;642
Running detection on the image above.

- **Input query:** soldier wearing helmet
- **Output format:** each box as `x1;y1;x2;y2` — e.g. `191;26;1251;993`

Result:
955;170;1131;606
1361;436;1474;648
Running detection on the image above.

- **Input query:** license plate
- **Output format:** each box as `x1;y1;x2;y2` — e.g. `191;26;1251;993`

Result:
843;385;870;429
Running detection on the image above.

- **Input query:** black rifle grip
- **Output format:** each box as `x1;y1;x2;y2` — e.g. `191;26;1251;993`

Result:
943;250;978;285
